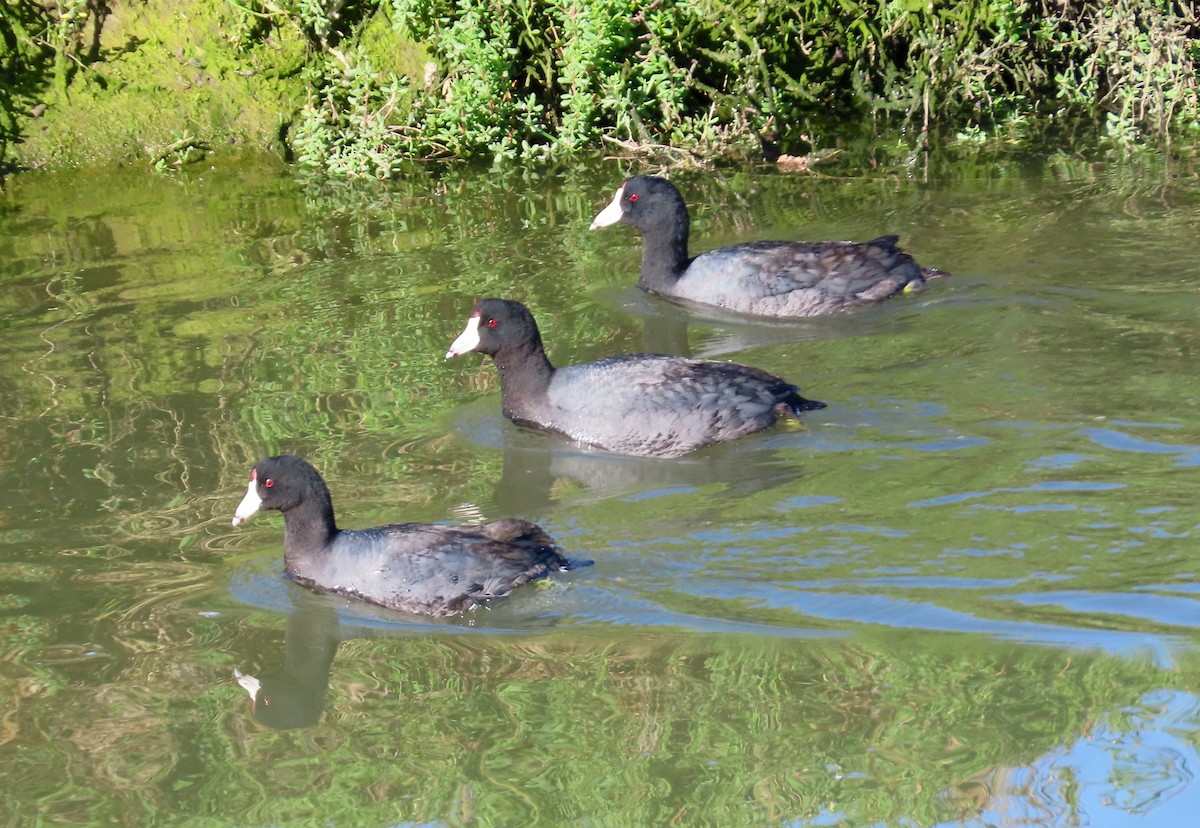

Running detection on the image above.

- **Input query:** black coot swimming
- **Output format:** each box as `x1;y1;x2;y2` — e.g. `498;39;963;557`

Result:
590;175;945;317
445;298;825;458
231;454;584;616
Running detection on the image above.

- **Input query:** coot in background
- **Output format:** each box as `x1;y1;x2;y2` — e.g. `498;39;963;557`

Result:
590;175;944;317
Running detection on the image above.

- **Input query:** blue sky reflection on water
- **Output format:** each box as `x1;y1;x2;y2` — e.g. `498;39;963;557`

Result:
957;689;1200;828
789;691;1200;828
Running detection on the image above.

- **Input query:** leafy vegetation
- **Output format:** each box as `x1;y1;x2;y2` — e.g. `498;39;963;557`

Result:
1;0;1198;174
292;0;1200;173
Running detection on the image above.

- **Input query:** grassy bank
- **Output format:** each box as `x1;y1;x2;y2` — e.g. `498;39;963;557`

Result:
1;0;1198;175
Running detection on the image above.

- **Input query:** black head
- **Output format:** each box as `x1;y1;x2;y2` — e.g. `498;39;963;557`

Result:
444;298;543;360
590;175;688;234
232;454;329;525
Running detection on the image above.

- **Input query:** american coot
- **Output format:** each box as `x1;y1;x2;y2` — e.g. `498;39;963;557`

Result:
445;298;825;458
590;175;945;317
231;454;583;617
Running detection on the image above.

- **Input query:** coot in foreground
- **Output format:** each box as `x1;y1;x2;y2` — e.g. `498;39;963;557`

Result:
231;454;584;616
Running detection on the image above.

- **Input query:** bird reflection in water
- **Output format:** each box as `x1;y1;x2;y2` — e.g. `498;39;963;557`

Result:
233;607;340;730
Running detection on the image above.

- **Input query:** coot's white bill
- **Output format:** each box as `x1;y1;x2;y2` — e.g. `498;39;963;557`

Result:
589;184;625;229
445;314;481;359
232;476;261;525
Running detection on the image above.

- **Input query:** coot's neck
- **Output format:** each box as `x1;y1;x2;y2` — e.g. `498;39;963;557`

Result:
280;490;339;574
491;334;556;420
638;214;690;294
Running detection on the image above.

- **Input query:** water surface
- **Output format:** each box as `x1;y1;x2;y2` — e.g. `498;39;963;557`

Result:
1;155;1199;825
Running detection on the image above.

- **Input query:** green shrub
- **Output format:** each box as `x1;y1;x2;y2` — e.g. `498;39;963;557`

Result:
294;0;1200;171
2;0;1198;174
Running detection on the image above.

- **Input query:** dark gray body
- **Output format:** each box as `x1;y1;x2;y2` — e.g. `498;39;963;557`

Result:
596;176;944;318
507;353;821;458
671;237;932;316
287;520;568;616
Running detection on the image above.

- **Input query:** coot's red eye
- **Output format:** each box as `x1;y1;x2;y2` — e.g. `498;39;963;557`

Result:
486;318;497;328
628;193;639;203
264;478;274;488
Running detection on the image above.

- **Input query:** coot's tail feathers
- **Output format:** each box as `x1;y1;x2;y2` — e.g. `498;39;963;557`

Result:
480;517;555;547
867;234;949;285
786;393;827;415
478;517;591;571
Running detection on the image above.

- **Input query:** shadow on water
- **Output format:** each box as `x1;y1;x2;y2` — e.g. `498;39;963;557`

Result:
600;282;947;359
491;435;813;513
451;406;816;514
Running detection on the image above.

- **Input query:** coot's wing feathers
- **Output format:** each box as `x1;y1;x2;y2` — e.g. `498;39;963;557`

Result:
545;356;797;457
679;237;923;315
321;523;569;616
476;516;557;549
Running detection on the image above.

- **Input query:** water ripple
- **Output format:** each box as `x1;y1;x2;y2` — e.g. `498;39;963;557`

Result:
1080;427;1200;466
910;480;1124;508
1007;591;1200;630
686;582;1185;658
